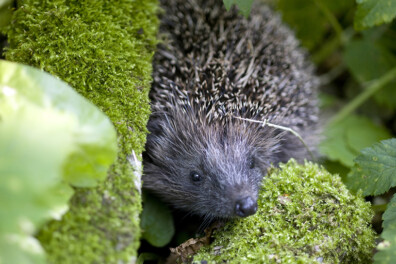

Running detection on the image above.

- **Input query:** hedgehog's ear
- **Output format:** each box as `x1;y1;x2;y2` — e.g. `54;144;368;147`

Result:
145;117;168;166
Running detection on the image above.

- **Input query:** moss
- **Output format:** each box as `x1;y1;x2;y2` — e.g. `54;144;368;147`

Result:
194;160;376;264
5;0;158;263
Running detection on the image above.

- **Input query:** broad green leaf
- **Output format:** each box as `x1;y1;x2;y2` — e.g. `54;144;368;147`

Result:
320;129;356;168
346;117;391;152
223;0;254;18
376;194;396;263
344;39;396;109
355;0;396;31
320;121;357;168
0;60;117;187
374;220;396;263
320;115;389;167
383;194;396;230
0;236;46;264
0;0;11;9
344;40;396;83
0;60;117;264
346;138;396;196
233;0;254;18
141;192;175;247
223;0;234;10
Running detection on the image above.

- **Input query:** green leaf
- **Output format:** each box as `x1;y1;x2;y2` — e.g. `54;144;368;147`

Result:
0;236;46;264
0;60;117;187
355;0;396;31
375;193;396;263
343;38;396;109
141;192;175;247
320;119;358;167
346;117;391;153
374;219;396;263
320;115;390;167
223;0;234;10
0;0;12;8
383;194;396;230
223;0;254;18
344;39;396;83
346;138;396;196
0;60;117;264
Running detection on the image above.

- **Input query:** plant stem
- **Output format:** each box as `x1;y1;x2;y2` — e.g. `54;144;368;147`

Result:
311;0;355;64
313;0;344;43
330;67;396;125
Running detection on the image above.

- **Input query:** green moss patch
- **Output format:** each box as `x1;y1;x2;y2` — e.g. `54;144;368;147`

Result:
5;0;158;263
194;160;376;263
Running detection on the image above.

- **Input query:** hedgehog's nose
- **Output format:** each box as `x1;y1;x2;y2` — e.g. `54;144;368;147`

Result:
235;196;257;217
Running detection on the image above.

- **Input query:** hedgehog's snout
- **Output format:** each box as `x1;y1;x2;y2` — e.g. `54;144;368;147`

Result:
235;196;257;217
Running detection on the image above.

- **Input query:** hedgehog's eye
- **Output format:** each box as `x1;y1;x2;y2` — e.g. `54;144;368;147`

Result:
190;171;202;182
249;157;255;169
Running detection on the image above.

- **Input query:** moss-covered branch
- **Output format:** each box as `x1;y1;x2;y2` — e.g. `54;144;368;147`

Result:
5;0;159;262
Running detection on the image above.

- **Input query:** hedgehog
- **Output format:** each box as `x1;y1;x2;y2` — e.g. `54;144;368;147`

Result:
143;0;319;220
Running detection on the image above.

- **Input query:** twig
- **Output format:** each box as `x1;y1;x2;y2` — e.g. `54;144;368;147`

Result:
330;66;396;125
233;116;314;160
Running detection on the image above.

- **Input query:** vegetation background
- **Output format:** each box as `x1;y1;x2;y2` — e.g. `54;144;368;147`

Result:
1;0;396;263
262;0;396;262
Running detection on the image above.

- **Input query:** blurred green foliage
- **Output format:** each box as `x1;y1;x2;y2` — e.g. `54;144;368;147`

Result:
0;60;117;264
271;0;396;263
377;193;396;263
1;0;396;262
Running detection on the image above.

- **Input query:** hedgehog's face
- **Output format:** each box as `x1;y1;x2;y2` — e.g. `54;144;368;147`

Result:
143;116;276;219
184;138;266;218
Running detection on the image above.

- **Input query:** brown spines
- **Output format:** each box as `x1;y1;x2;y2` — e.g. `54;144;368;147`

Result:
143;0;319;218
151;0;318;131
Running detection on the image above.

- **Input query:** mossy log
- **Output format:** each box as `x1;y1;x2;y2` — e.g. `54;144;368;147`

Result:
5;0;159;263
193;160;376;263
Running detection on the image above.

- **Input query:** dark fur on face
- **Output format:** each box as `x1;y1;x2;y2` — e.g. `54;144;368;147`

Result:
143;0;319;219
144;104;281;218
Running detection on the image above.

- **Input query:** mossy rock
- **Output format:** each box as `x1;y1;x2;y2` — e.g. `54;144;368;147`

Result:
194;160;376;263
5;0;159;263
